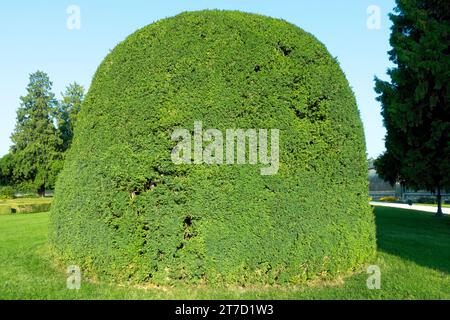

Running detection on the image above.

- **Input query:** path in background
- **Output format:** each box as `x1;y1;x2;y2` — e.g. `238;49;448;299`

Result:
370;202;450;215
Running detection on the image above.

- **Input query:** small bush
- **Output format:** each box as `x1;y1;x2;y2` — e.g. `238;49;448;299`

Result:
0;186;15;200
379;196;398;202
0;205;11;215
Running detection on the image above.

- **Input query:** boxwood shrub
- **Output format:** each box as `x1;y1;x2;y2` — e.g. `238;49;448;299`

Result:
50;10;375;285
15;203;51;214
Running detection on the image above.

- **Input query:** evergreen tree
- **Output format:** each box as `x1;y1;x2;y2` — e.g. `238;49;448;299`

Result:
57;83;84;151
0;154;14;186
10;71;62;196
375;0;450;216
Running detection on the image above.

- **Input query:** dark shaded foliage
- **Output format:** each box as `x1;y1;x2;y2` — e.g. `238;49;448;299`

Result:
375;0;450;215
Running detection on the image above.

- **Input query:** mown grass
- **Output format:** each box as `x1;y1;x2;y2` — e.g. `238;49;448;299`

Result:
0;207;449;300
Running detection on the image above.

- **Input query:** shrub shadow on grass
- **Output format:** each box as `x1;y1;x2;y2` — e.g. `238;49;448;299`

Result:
375;206;450;274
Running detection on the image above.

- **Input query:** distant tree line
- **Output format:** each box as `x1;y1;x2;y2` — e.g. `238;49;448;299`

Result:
0;71;84;196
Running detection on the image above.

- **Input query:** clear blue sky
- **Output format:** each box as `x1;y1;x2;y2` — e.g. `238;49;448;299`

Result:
0;0;395;158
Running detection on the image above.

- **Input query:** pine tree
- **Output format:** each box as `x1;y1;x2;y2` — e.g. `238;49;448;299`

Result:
10;71;62;196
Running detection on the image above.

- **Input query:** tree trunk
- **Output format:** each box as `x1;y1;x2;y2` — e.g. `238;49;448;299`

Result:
436;186;443;217
38;185;46;198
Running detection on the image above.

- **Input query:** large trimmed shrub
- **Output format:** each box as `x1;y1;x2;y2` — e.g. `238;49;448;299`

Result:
50;10;375;285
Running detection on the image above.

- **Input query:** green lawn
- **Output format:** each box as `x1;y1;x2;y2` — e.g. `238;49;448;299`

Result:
0;207;449;300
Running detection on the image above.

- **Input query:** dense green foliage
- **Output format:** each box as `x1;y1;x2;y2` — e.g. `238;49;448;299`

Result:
2;74;84;195
0;186;15;200
374;0;450;216
57;83;85;152
0;154;14;187
2;207;449;299
9;71;62;196
50;11;374;285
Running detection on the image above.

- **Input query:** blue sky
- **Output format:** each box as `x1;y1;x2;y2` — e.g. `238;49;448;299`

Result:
0;0;395;158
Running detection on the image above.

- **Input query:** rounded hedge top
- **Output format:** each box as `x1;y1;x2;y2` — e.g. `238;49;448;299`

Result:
50;10;375;285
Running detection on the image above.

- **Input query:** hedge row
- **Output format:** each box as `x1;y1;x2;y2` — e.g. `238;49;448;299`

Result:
0;203;51;215
13;203;52;214
50;10;376;285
